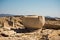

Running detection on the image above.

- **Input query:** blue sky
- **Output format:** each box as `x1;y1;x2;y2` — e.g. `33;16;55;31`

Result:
0;0;60;17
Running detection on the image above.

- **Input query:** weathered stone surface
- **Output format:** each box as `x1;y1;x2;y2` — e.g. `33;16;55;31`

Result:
1;30;16;37
3;27;11;31
42;29;53;35
22;15;45;29
48;30;58;38
0;15;60;40
57;30;60;36
44;20;60;29
0;28;60;40
49;36;60;40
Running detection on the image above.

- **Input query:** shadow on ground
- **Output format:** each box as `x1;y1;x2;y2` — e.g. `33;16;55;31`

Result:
11;27;38;33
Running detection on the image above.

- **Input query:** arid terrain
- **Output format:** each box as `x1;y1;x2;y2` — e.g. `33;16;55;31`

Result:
0;15;60;40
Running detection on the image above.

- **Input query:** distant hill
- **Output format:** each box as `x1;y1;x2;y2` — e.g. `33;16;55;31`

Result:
45;16;60;19
0;14;13;17
45;16;55;19
0;14;25;17
45;16;60;20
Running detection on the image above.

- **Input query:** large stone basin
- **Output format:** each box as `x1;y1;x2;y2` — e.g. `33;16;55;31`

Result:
22;15;45;29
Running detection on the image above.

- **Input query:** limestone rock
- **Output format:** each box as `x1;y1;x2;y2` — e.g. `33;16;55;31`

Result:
48;30;58;38
49;36;60;40
22;15;45;29
1;30;16;37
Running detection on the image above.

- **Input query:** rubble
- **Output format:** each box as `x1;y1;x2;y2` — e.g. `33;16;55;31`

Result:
0;15;60;40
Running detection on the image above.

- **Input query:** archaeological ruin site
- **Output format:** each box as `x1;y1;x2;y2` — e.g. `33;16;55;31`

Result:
0;15;60;40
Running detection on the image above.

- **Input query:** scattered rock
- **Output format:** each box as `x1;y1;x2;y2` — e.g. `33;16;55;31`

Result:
49;36;60;40
3;27;11;31
1;30;16;37
48;30;58;38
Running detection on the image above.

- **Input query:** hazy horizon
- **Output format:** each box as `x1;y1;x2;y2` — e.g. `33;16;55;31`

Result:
0;0;60;17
